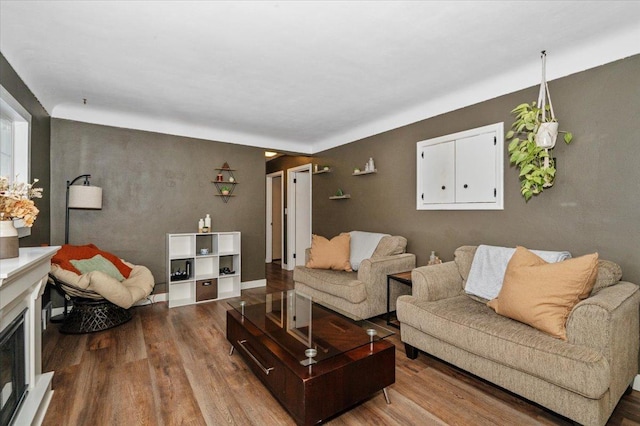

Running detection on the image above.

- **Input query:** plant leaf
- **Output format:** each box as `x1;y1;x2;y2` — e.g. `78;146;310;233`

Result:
564;132;573;144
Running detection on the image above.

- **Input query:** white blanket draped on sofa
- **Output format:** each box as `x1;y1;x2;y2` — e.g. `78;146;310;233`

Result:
464;244;571;300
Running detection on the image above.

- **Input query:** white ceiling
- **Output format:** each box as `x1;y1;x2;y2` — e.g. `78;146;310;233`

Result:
1;1;639;154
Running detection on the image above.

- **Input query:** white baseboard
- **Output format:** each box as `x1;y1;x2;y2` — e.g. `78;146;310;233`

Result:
634;374;640;391
242;279;266;290
134;293;168;306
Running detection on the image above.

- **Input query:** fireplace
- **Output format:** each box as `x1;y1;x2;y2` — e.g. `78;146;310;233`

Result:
0;309;27;426
0;247;58;426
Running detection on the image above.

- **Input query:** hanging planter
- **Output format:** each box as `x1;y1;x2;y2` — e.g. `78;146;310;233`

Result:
506;51;574;201
535;52;559;149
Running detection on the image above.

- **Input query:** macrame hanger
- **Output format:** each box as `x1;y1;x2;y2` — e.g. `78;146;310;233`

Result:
538;51;546;120
537;51;556;122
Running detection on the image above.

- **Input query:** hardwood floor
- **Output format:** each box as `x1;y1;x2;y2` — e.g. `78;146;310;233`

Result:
42;263;640;426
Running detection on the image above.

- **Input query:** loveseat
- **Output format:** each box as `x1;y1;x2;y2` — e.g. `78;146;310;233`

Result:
293;232;416;320
396;245;640;426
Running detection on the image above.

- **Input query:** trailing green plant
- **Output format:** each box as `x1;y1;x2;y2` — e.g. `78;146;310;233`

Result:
506;101;573;201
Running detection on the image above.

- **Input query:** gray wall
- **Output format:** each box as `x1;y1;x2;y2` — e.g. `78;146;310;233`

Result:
313;55;640;286
0;53;51;246
51;119;266;292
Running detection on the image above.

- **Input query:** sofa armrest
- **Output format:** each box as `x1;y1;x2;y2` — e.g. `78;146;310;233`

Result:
566;281;640;399
357;253;416;282
411;261;464;301
357;253;416;310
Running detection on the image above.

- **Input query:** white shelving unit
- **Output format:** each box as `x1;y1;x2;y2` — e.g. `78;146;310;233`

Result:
166;231;241;308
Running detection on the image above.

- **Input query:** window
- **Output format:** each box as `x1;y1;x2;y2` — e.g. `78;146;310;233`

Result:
1;85;32;236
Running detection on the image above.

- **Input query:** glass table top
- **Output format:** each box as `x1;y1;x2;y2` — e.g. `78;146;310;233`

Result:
228;289;393;365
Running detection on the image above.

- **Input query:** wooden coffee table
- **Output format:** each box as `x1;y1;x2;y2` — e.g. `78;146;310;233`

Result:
226;290;395;425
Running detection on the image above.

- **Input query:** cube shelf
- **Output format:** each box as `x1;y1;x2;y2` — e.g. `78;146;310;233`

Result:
166;232;241;308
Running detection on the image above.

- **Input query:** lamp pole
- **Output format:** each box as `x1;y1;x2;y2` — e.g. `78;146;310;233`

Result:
64;174;91;244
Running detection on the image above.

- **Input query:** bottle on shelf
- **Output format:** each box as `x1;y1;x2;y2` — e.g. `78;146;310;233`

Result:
204;214;211;232
198;218;204;233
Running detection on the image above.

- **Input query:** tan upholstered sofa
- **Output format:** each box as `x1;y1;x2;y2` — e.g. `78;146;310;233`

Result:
397;246;640;426
294;234;416;320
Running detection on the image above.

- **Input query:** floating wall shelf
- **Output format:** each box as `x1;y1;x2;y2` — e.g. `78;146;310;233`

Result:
313;168;332;175
212;162;238;203
352;169;377;176
329;195;351;200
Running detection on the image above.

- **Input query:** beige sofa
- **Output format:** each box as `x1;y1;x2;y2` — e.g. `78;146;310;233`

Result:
397;246;640;426
294;235;416;320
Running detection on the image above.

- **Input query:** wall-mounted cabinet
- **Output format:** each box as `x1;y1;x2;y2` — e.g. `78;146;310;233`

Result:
416;122;504;210
166;232;241;308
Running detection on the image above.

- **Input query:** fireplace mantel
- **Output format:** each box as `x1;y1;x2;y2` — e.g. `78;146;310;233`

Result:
0;246;59;426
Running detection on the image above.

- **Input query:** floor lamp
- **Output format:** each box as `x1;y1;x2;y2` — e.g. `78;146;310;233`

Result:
51;174;103;323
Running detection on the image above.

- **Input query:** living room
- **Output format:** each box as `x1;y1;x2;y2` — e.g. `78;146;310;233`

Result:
1;2;639;425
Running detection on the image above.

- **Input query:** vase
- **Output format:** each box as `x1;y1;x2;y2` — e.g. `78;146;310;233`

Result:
536;122;559;149
0;220;19;259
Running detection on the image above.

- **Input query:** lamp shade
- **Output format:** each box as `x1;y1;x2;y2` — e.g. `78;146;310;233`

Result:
68;185;102;209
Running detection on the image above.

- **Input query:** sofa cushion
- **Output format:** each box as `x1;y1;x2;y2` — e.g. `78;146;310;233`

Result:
293;267;366;304
591;260;622;295
455;246;622;302
371;236;407;258
52;243;133;278
397;295;610;399
70;254;125;281
465;245;572;301
454;246;476;285
487;247;598;340
306;234;352;271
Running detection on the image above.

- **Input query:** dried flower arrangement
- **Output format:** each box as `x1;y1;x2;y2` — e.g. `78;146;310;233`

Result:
0;176;43;226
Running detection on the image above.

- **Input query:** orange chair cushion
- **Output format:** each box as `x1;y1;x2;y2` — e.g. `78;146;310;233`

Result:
52;244;132;278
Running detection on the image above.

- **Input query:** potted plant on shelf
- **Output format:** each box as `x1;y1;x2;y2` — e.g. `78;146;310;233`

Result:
220;186;230;196
0;176;43;259
506;51;573;202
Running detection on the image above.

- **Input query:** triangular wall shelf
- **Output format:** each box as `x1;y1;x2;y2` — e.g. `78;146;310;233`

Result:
212;162;238;203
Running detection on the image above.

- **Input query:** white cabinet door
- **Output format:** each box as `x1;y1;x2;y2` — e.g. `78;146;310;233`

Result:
416;122;503;210
420;140;455;205
455;133;496;203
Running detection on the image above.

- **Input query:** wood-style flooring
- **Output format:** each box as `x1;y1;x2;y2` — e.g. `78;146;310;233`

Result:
42;263;640;425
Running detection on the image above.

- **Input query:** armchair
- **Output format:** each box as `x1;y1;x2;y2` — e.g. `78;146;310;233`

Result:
48;244;155;334
293;234;415;320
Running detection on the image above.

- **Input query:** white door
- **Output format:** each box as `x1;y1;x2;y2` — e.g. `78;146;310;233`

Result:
420;140;455;205
456;133;497;203
287;164;312;270
272;176;282;260
266;172;283;264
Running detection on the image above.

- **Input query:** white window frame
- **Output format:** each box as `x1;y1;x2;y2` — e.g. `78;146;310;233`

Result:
1;85;32;237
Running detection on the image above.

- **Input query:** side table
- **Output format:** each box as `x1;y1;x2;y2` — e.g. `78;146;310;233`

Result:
386;271;413;328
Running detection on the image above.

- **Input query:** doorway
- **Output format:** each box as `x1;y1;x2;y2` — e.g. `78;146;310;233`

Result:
286;164;312;270
266;171;284;266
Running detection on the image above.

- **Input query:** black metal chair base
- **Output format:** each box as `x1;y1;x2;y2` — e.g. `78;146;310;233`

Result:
60;298;132;334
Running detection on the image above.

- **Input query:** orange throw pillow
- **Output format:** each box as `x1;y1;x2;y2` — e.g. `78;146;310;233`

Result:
487;246;598;340
306;234;352;271
52;244;132;278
